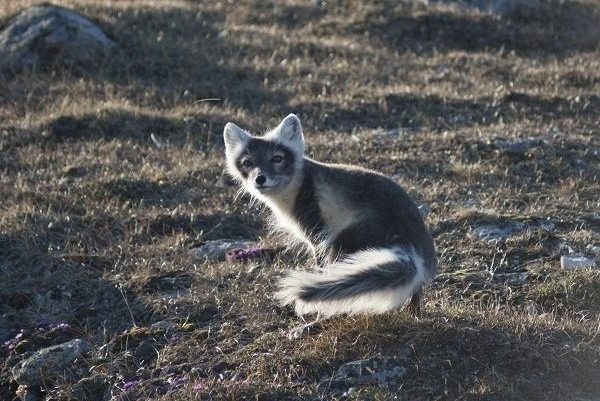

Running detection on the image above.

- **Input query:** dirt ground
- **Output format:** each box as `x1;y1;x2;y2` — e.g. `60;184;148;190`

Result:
1;0;599;400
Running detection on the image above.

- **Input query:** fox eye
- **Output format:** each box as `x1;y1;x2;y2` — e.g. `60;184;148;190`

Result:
271;155;283;163
242;159;253;168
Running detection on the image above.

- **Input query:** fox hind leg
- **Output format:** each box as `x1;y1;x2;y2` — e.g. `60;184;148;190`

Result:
405;288;422;318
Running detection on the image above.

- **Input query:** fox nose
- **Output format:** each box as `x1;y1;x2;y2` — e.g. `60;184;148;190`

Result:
255;175;266;186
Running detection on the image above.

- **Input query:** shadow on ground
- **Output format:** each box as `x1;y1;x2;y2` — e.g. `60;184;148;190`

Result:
94;6;290;113
297;92;600;132
351;1;600;57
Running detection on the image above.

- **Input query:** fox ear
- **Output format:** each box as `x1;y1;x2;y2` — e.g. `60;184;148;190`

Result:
277;114;303;142
272;114;304;153
223;122;250;151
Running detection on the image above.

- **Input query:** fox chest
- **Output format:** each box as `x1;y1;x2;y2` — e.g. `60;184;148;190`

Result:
291;181;359;243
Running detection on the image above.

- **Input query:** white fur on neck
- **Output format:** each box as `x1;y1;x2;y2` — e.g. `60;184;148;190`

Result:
236;165;313;253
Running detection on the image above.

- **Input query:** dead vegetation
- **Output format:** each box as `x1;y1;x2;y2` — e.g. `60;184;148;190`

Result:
0;0;599;400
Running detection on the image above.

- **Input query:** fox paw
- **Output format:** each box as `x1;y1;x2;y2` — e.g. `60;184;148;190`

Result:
286;320;321;340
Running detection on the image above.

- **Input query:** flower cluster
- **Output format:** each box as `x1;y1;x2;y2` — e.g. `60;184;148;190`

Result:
226;247;274;263
2;329;25;351
123;379;142;391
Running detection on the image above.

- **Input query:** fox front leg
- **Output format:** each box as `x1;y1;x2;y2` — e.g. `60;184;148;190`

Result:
287;313;322;340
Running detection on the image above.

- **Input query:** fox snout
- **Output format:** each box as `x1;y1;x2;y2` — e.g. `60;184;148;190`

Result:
255;175;267;186
247;168;267;187
247;170;287;194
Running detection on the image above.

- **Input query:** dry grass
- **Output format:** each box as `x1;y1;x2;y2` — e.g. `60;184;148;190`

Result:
1;0;599;400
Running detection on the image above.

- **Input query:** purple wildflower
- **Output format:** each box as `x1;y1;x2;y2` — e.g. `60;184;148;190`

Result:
52;323;71;332
168;333;182;343
193;380;207;391
169;375;188;388
123;379;142;391
226;247;274;262
35;321;71;333
3;329;25;350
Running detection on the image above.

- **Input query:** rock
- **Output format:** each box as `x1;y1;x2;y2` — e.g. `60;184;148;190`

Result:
492;272;528;285
70;374;108;401
494;138;548;157
560;255;596;270
470;219;554;244
11;339;92;387
318;355;406;393
486;0;543;16
470;222;525;244
418;204;432;219
133;340;157;364
150;320;177;332
0;5;115;71
189;239;254;261
559;242;575;254
108;327;152;354
586;244;600;256
140;271;194;292
451;0;543;16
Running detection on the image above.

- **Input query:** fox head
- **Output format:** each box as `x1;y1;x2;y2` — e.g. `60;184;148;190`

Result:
223;114;305;198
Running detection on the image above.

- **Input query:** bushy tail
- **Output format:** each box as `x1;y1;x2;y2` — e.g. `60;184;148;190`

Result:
275;246;427;317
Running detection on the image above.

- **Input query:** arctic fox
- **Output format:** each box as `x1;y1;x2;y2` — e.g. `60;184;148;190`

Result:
223;114;436;318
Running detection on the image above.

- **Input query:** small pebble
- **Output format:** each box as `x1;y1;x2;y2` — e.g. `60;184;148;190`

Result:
586;244;600;255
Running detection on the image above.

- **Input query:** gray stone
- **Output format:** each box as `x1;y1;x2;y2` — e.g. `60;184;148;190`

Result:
446;0;544;16
319;355;406;393
494;138;548;157
560;255;596;270
134;340;157;364
586;244;600;256
150;320;177;332
470;222;525;244
492;272;528;285
0;5;115;71
418;204;432;219
11;339;92;387
470;219;554;244
189;239;254;261
70;374;108;401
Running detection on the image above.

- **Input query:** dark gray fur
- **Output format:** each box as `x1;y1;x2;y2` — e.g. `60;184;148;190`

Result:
291;159;436;302
234;138;296;180
292;170;326;241
298;256;417;301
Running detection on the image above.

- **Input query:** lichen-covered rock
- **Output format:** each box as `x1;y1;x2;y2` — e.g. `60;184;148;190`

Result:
189;239;254;261
318;355;406;393
0;5;115;71
470;218;554;244
70;374;108;401
11;339;92;387
470;222;526;244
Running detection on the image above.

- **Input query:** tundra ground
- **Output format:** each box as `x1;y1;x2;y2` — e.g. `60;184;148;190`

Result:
1;1;599;400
